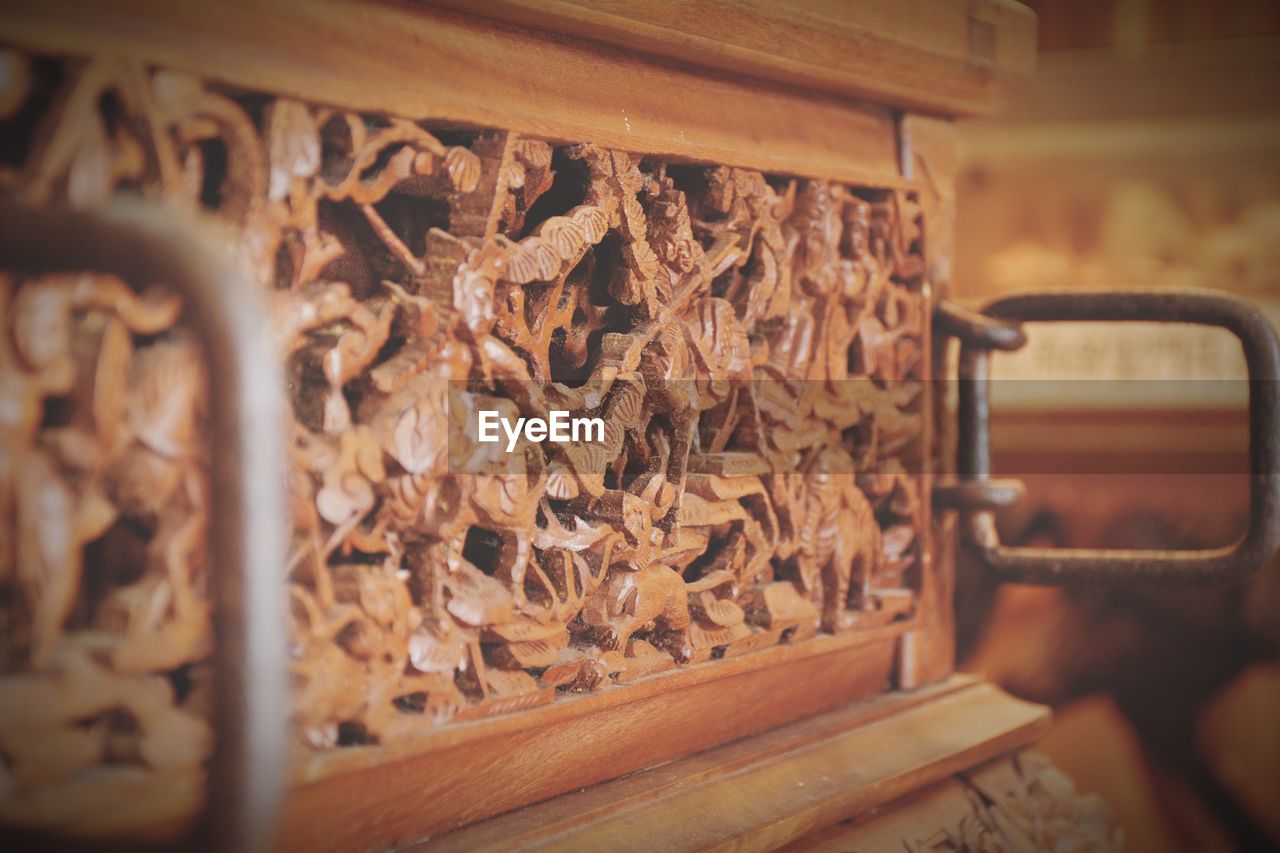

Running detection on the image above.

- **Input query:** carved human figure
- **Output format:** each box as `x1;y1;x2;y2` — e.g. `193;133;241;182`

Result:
796;447;882;632
0;50;929;784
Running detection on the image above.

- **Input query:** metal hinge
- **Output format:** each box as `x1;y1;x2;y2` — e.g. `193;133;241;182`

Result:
932;290;1280;584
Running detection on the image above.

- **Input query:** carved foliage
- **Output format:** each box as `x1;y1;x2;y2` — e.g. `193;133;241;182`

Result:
0;50;930;822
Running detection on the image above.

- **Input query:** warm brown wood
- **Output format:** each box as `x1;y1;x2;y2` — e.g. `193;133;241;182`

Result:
289;624;909;783
418;677;1050;851
991;409;1249;476
1;36;942;842
796;752;1120;851
897;114;957;690
964;477;1277;850
954;36;1280;303
279;634;902;850
795;772;983;851
426;0;1038;118
0;3;1014;847
985;37;1280;127
0;0;906;188
900;115;959;281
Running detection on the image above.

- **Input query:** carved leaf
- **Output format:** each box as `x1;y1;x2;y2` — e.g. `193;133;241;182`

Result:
266;99;320;201
0;53;930;777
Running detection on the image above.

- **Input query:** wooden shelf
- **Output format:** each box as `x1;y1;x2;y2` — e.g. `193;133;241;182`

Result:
421;677;1049;851
277;626;913;850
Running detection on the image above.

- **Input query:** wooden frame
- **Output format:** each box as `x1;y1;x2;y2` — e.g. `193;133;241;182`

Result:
428;676;1050;851
283;631;904;848
0;1;1037;847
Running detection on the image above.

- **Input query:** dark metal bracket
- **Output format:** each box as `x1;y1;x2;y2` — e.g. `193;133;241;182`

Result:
934;289;1280;584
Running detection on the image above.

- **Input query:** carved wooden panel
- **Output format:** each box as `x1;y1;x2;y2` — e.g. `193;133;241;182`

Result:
803;752;1122;851
0;48;931;833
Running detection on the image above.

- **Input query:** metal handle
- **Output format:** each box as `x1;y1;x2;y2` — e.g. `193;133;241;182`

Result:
0;201;289;851
935;289;1280;584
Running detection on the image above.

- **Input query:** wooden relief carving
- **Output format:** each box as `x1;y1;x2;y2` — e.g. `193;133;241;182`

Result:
0;49;928;827
915;754;1122;852
826;753;1121;851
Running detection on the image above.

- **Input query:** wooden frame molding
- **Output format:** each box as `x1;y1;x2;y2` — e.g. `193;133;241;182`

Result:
281;632;907;849
423;677;1050;851
0;2;1039;847
1;0;901;187
427;0;1037;118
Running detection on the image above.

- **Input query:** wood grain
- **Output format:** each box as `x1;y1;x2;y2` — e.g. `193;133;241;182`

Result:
0;0;907;187
796;752;1119;851
895;115;956;690
426;0;1038;117
794;771;982;852
277;633;905;850
0;4;1002;845
421;677;1050;851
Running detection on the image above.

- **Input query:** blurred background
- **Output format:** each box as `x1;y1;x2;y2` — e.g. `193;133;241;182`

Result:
954;1;1280;849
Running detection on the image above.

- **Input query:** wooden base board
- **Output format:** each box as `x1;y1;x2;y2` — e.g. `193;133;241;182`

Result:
419;676;1049;851
277;630;908;851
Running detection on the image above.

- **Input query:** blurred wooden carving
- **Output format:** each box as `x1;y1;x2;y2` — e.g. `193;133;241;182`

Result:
807;752;1122;851
942;754;1121;852
0;49;928;828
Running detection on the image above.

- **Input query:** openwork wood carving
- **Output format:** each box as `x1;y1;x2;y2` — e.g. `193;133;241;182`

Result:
922;753;1122;852
0;49;928;827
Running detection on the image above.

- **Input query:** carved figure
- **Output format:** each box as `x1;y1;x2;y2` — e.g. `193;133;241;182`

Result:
0;52;929;831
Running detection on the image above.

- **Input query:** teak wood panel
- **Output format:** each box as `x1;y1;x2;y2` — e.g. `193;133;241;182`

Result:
422;677;1051;852
426;0;1037;118
795;749;1119;852
280;635;901;849
0;0;906;188
0;2;981;845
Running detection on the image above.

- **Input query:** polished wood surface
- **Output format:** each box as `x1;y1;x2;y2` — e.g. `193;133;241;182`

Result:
0;0;902;188
0;5;951;842
798;750;1120;851
280;635;902;850
423;676;1050;851
427;0;1037;117
0;2;1051;848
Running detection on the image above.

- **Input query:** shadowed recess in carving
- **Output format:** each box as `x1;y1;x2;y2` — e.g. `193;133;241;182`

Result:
0;46;930;833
